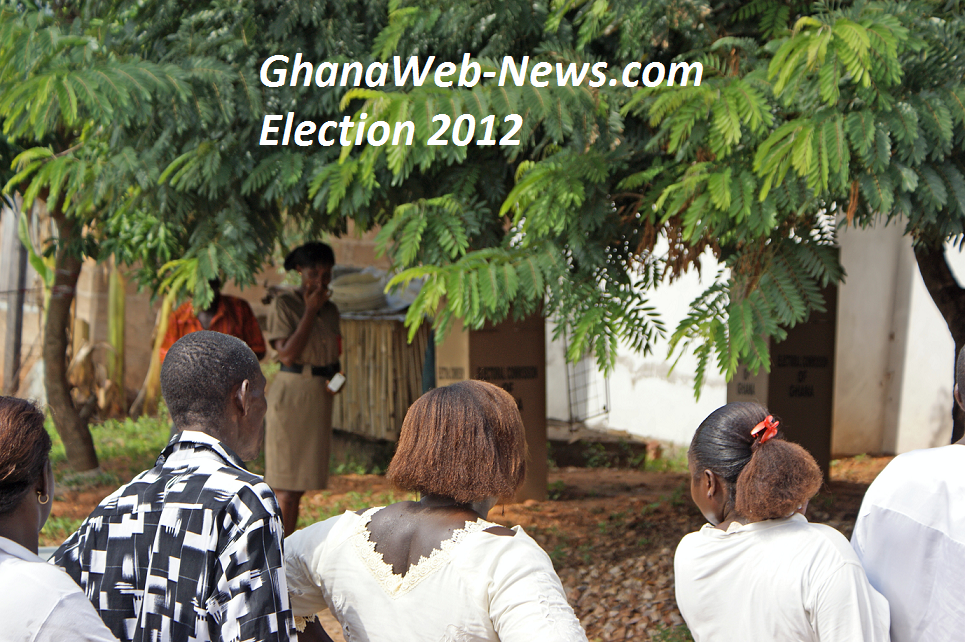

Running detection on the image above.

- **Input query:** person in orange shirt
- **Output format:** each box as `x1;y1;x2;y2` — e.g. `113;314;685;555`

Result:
159;279;267;363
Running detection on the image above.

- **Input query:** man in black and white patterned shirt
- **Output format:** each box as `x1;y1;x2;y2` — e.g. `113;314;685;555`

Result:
54;331;297;642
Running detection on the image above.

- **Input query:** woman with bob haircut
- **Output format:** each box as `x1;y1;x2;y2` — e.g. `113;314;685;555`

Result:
0;396;117;641
674;402;890;641
284;380;588;642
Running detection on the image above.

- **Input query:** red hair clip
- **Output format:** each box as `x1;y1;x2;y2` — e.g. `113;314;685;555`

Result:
751;415;779;444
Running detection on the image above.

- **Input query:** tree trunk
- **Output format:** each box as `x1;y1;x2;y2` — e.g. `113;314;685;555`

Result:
45;208;98;470
913;243;965;443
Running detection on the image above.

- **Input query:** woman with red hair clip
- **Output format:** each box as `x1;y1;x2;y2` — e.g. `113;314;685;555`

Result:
674;402;890;641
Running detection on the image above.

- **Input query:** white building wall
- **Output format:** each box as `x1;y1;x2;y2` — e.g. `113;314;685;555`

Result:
891;239;965;451
547;226;965;453
546;250;727;445
892;258;958;451
0;197;44;396
832;222;907;455
834;222;965;454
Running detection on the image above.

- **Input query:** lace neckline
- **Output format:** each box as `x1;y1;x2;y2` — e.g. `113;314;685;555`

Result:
352;506;496;598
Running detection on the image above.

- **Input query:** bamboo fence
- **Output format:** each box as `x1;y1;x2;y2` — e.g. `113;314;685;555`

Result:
332;315;430;441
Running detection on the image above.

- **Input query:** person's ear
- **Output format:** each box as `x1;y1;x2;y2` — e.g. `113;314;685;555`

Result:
35;459;53;501
955;384;963;413
702;469;717;499
235;379;251;417
703;469;728;522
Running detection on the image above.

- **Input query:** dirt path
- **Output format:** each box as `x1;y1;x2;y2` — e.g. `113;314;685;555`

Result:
46;457;892;641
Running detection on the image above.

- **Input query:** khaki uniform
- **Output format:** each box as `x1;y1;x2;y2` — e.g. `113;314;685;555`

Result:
264;291;341;490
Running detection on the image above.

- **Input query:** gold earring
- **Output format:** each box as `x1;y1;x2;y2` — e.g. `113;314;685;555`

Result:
37;491;50;505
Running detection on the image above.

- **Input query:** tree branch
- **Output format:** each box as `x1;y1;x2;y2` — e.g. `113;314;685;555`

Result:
914;243;965;347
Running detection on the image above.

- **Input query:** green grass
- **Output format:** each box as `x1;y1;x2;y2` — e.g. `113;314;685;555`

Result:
577;542;593;563
546;441;558;470
42;404;408;539
640;500;663;516
666;481;690;508
296;489;417;529
42;393;377;486
549;544;567;565
651;624;694;642
547;480;567;500
645;448;690;474
40;514;86;544
330;455;384;476
617;439;647;469
47;406;173;491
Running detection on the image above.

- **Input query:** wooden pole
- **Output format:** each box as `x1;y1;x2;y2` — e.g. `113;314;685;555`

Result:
106;263;126;416
130;294;173;418
1;199;27;395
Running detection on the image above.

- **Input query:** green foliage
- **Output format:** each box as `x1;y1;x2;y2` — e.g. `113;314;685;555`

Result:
2;0;394;300
583;442;611;468
17;208;54;290
0;6;190;222
330;456;385;476
547;479;567;499
7;0;965;401
357;0;965;394
324;0;859;391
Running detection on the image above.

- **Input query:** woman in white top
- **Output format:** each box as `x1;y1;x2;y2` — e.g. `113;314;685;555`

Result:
674;402;890;642
0;396;117;642
284;380;588;642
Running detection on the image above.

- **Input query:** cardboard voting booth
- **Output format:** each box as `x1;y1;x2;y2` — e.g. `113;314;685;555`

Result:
435;315;548;501
728;284;838;477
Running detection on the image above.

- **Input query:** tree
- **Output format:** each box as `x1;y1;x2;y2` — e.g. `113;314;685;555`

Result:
648;1;965;437
325;0;965;443
0;2;195;469
7;0;965;470
1;0;396;469
315;0;853;381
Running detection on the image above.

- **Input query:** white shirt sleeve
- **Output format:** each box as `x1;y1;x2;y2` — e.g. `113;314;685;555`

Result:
809;561;891;642
284;515;342;617
487;530;588;642
34;592;119;642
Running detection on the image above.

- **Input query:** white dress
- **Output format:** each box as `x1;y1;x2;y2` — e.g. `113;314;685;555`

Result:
674;513;890;642
851;445;965;642
284;507;588;642
0;536;117;642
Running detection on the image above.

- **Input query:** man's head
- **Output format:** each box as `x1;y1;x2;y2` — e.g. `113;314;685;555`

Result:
161;331;267;460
